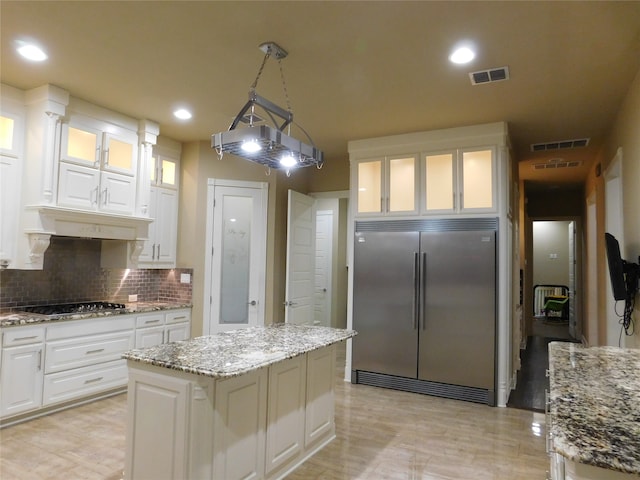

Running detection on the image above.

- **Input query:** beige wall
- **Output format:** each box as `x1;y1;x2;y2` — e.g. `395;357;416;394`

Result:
177;140;314;336
585;66;640;347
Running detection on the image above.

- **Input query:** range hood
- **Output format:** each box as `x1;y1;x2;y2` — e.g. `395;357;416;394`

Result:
12;205;152;270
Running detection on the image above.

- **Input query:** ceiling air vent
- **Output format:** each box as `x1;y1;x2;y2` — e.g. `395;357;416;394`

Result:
532;159;583;170
469;66;510;85
531;138;590;152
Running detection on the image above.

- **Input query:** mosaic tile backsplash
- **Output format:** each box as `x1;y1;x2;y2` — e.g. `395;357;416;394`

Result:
0;237;192;311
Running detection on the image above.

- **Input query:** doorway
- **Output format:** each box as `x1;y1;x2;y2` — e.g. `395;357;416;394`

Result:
508;218;582;411
284;190;349;329
203;179;268;334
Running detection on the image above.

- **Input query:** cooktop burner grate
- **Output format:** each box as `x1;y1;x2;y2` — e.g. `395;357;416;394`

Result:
23;302;126;316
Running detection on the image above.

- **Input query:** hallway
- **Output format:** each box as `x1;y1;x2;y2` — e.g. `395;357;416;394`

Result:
507;317;577;412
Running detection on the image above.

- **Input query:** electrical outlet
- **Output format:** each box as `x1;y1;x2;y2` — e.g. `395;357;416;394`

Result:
128;294;138;302
180;273;191;284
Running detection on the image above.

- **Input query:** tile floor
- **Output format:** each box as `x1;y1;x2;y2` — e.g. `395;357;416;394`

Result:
0;345;549;479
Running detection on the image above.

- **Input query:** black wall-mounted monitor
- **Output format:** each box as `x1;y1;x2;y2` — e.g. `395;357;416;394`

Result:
605;233;627;301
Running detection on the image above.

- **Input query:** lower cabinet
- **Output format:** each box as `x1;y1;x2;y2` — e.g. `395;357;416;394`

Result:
125;344;337;480
134;309;191;348
0;307;191;424
0;326;45;417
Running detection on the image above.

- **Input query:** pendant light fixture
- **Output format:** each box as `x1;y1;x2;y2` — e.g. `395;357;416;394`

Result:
212;42;324;175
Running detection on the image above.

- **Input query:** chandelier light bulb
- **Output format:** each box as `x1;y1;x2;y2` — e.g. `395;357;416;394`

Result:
241;139;262;153
280;153;297;167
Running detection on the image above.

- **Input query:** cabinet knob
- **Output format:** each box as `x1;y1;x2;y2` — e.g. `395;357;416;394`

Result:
248;300;257;306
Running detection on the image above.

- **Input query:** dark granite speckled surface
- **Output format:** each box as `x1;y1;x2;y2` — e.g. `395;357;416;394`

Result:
123;324;356;379
548;341;640;475
0;302;192;328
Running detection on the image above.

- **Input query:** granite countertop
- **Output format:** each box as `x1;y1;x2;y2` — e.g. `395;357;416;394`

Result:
123;324;357;379
0;302;192;328
548;341;640;475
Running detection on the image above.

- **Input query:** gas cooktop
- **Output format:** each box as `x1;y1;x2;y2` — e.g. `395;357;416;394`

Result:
23;302;126;316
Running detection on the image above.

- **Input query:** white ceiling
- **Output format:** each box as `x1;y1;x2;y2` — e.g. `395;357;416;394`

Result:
2;1;639;187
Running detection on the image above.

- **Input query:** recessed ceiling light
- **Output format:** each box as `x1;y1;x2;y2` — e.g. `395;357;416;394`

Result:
173;108;192;120
16;42;47;62
449;46;475;65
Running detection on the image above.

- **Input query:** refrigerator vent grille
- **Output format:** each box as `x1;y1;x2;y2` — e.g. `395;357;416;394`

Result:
356;218;498;233
355;371;492;405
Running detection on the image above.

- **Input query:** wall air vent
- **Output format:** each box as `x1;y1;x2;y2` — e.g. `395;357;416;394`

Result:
532;160;583;170
531;138;590;152
469;66;510;85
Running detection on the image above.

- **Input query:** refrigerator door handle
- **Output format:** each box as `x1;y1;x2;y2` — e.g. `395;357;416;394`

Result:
413;252;419;329
421;252;427;330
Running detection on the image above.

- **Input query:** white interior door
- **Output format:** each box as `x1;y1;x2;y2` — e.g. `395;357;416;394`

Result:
604;149;624;347
568;221;576;339
204;179;268;333
285;190;316;325
314;210;333;327
586;194;598;345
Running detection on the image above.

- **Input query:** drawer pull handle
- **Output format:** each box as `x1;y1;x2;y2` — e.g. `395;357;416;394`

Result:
86;348;105;355
14;335;38;341
145;319;161;324
172;316;186;321
84;377;103;384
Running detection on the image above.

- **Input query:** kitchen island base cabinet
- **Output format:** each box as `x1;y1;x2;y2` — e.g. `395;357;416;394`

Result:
125;344;337;480
551;453;637;480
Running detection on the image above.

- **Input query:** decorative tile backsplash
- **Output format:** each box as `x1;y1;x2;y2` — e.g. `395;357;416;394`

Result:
0;237;192;311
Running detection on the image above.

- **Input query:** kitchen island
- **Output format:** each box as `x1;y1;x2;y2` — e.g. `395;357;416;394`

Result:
122;324;356;480
548;342;640;479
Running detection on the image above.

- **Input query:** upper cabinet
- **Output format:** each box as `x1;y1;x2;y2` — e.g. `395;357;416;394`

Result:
0;85;26;268
423;148;495;214
2;83;159;269
58;112;138;214
356;155;418;216
350;123;509;219
138;137;181;268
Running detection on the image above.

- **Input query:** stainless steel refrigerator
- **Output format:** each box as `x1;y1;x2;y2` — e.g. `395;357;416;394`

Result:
352;218;497;405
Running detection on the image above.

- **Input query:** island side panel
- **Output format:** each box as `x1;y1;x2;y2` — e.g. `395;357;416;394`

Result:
305;344;336;447
125;364;190;480
213;368;268;480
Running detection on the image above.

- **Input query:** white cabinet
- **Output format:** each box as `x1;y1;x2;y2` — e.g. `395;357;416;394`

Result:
423;147;496;214
139;138;181;268
125;343;338;480
349;123;508;219
126;368;191;480
354;155;418;216
0;85;25;268
0;326;45;417
305;344;336;447
138;187;177;266
214;368;268;480
134;309;191;348
266;355;306;475
58;114;138;214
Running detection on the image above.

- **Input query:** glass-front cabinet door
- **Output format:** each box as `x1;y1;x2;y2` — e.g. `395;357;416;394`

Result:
356;159;383;214
424;152;455;213
460;148;494;211
422;148;495;214
355;155;417;216
388;155;417;213
61;121;137;176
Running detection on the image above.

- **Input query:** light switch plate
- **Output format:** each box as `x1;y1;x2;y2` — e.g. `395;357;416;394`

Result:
180;273;191;284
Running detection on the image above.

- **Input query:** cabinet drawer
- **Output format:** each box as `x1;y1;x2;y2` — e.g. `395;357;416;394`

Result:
45;331;134;373
135;313;164;328
43;359;127;406
2;326;46;347
46;315;135;340
165;310;190;325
